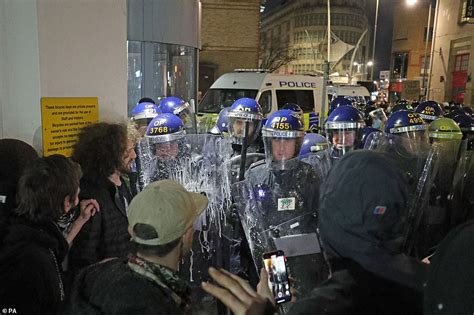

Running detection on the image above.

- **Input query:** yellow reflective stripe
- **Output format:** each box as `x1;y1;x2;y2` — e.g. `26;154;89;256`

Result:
303;113;310;130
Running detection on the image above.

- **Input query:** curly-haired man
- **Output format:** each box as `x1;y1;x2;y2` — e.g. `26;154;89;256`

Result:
69;122;137;274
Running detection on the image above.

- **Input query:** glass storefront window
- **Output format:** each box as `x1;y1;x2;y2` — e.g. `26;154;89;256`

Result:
127;41;142;114
127;41;197;119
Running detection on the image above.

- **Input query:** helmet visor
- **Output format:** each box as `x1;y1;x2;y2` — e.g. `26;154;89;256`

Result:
228;117;260;145
326;127;358;158
263;136;303;170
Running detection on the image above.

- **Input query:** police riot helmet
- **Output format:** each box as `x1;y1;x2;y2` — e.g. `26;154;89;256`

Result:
462;106;473;117
281;103;304;125
445;108;467;119
262;109;305;170
415;100;444;122
145;113;186;161
385;110;429;151
325;106;365;158
158;96;194;129
131;101;161;120
227;98;263;145
146;113;185;141
209;107;230;135
281;103;303;115
452;113;474;150
299;133;328;157
130;102;162;136
429;117;463;142
329;96;352;114
360;126;381;149
391;100;414;113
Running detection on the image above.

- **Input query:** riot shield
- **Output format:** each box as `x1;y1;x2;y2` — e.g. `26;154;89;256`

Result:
448;143;473;226
364;133;441;258
136;134;233;312
224;153;265;185
232;161;328;300
299;150;333;178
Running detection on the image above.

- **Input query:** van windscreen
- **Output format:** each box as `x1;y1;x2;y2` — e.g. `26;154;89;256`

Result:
198;89;258;113
276;90;314;112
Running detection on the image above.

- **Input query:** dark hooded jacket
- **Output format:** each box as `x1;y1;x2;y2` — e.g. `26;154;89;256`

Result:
424;220;474;315
65;256;191;314
289;150;426;315
68;176;132;274
0;215;69;314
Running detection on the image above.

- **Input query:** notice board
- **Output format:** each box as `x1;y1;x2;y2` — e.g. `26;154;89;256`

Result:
41;97;99;157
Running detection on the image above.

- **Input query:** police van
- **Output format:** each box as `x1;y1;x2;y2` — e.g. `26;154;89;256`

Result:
197;69;324;133
326;84;371;105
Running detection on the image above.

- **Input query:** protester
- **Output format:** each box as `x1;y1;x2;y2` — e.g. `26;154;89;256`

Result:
0;139;38;214
65;180;208;314
424;220;474;314
0;155;96;314
203;150;427;314
69;122;136;273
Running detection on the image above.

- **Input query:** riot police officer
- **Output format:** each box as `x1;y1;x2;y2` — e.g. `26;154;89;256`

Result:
325;105;365;159
328;96;352;115
235;109;327;298
130;101;161;136
227;98;264;155
299;133;328;156
209;107;230;136
138;113;187;185
417;117;465;257
415;100;444;123
158;96;195;131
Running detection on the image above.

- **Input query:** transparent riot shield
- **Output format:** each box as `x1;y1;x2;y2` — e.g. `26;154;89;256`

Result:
219;152;265;284
232;162;328;300
448;143;473;227
364;133;441;258
224;153;265;185
299;150;333;179
137;134;233;313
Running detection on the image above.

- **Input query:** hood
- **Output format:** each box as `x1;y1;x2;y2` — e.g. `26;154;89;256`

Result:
319;150;425;290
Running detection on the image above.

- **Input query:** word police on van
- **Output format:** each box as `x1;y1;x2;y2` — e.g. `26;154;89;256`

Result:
197;69;324;133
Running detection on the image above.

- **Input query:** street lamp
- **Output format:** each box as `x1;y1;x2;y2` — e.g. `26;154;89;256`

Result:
370;0;379;82
407;0;418;6
367;61;374;67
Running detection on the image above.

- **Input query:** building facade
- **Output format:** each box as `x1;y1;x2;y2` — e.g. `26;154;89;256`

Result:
390;0;434;92
199;0;261;97
0;0;200;149
429;0;474;105
260;0;370;81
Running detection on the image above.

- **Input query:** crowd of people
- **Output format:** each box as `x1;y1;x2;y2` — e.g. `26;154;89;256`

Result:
0;94;472;314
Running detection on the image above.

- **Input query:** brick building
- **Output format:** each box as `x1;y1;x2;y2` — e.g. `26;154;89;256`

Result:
390;0;434;91
429;0;474;105
199;0;261;97
260;0;370;80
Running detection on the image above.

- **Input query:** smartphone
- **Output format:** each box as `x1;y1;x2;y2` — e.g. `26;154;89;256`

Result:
262;250;292;304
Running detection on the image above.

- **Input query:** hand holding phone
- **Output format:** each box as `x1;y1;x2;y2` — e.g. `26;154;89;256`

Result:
263;250;292;304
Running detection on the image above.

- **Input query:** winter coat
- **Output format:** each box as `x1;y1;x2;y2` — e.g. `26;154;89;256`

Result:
289;258;424;315
68;177;132;273
0;215;68;314
65;257;191;314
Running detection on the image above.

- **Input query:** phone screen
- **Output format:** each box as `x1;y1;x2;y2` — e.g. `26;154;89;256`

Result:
263;250;291;304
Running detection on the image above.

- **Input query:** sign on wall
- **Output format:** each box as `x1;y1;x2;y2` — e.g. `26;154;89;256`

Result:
466;0;474;18
41;97;99;157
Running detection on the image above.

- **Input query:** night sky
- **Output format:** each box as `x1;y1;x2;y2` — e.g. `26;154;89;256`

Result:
365;0;394;79
262;0;395;79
